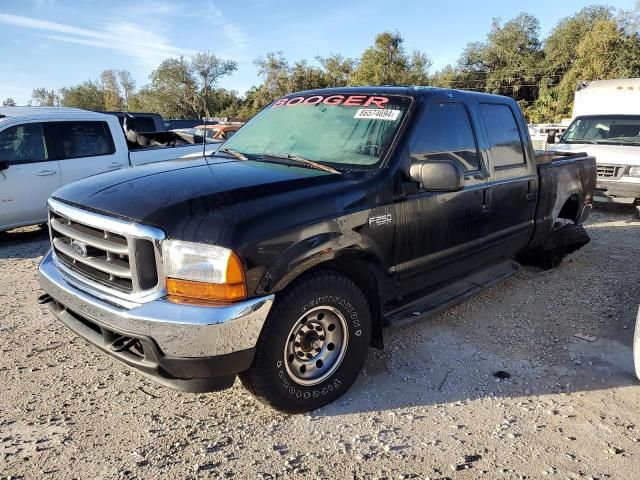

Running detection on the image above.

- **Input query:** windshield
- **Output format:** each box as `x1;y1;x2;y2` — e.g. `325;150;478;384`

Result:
561;115;640;145
221;93;411;169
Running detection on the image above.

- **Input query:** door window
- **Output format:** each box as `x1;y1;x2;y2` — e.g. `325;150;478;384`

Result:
0;123;48;164
409;102;480;172
54;122;115;159
480;104;526;168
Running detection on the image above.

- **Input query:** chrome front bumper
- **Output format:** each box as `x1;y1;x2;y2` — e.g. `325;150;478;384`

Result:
595;178;640;203
38;251;274;358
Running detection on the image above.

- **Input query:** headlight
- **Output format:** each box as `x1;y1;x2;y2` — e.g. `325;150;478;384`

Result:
162;240;246;304
628;166;640;177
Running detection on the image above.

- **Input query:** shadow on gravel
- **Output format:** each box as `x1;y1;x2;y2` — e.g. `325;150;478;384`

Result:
593;202;638;221
316;320;638;417
0;226;50;259
316;217;640;417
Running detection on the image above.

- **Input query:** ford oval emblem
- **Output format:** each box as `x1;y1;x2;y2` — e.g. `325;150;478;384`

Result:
70;241;88;258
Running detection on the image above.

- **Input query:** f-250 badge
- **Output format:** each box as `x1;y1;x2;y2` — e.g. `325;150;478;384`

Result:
368;213;392;227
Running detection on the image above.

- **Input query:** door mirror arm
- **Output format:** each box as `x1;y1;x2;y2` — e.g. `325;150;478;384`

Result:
409;159;465;192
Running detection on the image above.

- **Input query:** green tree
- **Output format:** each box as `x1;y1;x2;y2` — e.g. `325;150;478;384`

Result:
142;52;237;118
316;54;356;87
192;52;238;117
117;70;136;110
246;52;327;116
350;31;431;85
30;88;58;106
101;69;123;111
59;80;105;110
455;14;544;104
537;6;615;119
2;98;16;107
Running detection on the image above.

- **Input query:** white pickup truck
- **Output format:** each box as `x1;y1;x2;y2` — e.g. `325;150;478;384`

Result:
549;78;640;218
0;107;220;232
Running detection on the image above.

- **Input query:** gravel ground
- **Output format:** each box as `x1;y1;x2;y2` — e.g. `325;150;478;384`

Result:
1;205;639;480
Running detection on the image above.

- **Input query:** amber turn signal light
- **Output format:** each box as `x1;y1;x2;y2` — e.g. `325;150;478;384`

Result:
166;252;247;304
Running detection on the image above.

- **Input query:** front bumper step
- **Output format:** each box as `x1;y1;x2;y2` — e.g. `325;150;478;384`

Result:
38;250;274;392
46;300;252;392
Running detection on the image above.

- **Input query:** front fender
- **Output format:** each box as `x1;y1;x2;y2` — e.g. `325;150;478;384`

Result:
254;211;392;295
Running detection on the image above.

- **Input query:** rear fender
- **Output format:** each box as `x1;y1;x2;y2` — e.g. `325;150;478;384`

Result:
551;169;584;224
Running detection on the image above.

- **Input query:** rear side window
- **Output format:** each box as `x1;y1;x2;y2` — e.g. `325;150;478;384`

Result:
480;104;526;168
409;102;480;171
0;123;48;164
55;122;115;159
133;117;157;132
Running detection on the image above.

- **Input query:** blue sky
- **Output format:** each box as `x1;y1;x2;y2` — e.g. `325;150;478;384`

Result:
0;0;637;105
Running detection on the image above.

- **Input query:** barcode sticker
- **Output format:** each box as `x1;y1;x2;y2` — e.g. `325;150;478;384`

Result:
354;109;401;121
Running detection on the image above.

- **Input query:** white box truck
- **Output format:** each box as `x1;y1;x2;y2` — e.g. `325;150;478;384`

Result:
549;78;640;217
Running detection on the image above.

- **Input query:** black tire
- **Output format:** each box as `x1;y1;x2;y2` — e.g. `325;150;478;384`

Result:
519;223;590;270
239;269;372;413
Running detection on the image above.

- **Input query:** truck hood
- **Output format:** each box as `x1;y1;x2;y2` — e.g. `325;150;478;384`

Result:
52;157;361;244
550;143;640;166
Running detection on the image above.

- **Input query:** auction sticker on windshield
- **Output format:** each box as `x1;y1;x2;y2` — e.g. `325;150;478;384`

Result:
354;108;401;121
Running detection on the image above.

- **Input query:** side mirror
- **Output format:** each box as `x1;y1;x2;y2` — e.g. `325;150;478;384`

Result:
409;160;464;192
0;160;8;172
546;132;557;144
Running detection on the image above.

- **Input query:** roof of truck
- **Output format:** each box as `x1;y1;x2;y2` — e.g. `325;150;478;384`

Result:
0;106;110;122
277;85;518;104
576;78;640;91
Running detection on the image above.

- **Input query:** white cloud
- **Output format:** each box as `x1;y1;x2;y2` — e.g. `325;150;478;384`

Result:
202;1;250;49
0;13;197;68
111;0;250;50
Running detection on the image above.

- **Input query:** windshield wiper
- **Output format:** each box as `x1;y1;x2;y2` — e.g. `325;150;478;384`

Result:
598;137;640;146
261;153;339;174
218;147;248;161
565;138;599;144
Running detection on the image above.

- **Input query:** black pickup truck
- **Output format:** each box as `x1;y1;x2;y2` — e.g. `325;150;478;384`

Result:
38;87;596;412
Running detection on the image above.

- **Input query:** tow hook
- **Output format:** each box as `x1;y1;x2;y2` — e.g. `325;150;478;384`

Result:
110;335;139;353
37;293;52;305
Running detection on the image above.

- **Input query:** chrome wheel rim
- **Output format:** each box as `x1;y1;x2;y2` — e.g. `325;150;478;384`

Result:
284;305;349;386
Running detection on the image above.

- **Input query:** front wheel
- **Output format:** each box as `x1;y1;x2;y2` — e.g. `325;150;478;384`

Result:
239;270;371;413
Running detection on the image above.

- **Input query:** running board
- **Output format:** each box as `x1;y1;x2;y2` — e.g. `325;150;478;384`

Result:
384;259;521;328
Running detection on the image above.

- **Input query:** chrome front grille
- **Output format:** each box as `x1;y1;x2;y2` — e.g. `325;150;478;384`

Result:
48;198;165;301
596;164;623;178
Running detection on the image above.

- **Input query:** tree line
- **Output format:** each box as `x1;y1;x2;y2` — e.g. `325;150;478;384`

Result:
14;4;640;123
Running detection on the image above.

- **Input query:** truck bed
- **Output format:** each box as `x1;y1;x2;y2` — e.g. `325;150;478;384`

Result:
127;131;217;150
534;150;590;164
528;150;596;249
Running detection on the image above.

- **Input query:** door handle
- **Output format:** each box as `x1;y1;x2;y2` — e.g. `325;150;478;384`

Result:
36;170;57;176
481;188;491;214
108;162;124;168
526;179;536;201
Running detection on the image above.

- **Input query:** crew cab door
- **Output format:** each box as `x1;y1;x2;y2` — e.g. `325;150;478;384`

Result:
0;122;61;230
477;103;537;257
394;101;488;297
52;121;122;185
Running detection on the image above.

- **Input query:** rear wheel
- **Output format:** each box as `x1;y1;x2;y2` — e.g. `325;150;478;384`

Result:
519;223;590;270
239;270;371;413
